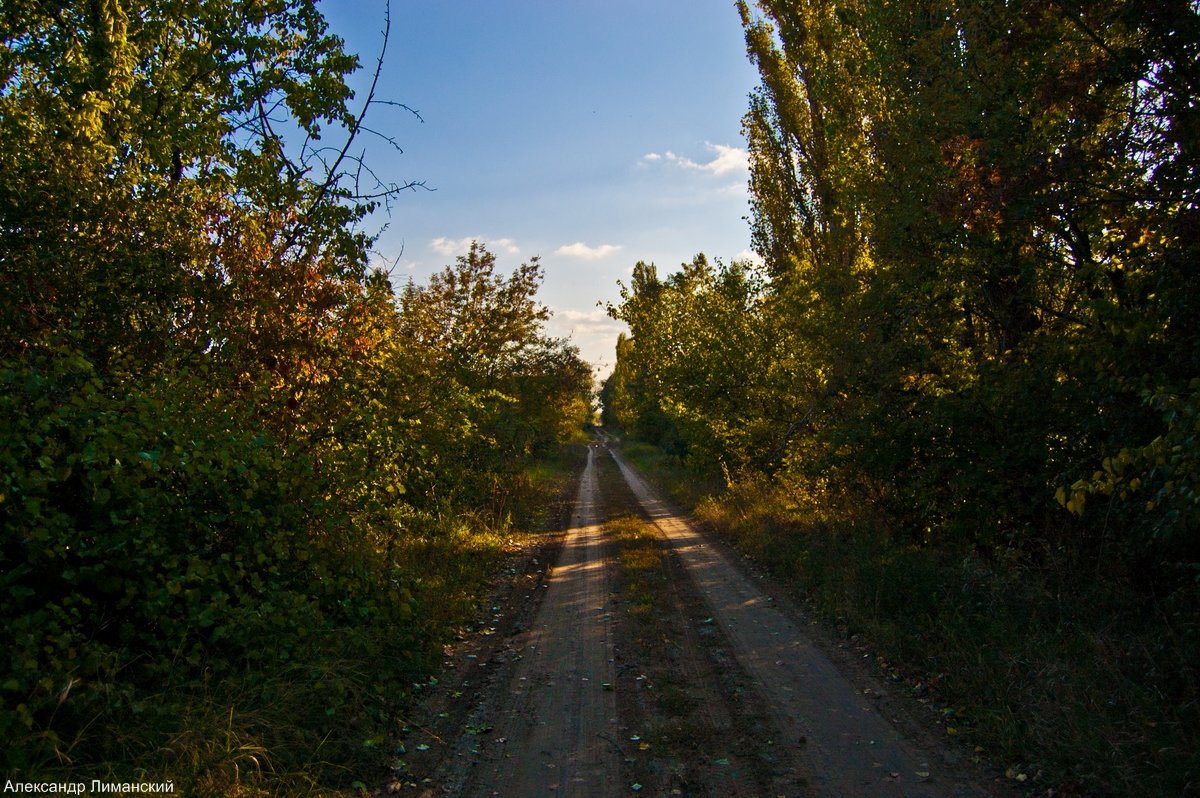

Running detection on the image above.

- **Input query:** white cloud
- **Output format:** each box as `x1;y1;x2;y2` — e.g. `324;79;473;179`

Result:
554;311;624;336
734;249;765;267
554;242;623;260
429;236;470;256
642;143;749;176
429;236;520;257
559;308;611;324
699;143;750;175
545;306;629;375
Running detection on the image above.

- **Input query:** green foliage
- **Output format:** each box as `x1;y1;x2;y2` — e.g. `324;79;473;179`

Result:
717;0;1200;569
0;0;592;789
398;241;595;513
604;254;801;478
0;345;427;780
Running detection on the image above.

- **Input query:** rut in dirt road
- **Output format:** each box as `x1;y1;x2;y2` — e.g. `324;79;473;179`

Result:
609;448;988;798
461;445;621;798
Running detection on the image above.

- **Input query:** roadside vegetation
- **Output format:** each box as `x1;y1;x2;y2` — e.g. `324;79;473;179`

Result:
0;3;591;793
603;3;1199;795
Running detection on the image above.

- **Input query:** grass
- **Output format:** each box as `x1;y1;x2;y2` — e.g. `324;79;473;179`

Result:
623;439;1200;798
609;514;665;621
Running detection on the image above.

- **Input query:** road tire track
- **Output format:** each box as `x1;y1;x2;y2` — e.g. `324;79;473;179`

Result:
597;454;802;798
461;444;620;798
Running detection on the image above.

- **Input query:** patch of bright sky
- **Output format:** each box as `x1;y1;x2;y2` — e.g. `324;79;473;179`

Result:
322;1;762;375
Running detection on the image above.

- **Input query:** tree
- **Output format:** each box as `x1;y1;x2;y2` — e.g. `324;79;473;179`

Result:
735;0;1200;559
397;242;593;508
605;255;794;476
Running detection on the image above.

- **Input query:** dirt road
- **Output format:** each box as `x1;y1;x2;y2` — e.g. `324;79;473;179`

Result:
397;444;998;797
459;445;620;797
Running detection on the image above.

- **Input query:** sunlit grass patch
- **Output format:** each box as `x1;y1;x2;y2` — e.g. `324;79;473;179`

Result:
610;518;662;573
606;515;663;621
620;546;664;573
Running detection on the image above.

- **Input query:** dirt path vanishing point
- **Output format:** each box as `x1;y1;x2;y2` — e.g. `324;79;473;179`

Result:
608;447;988;798
460;444;621;798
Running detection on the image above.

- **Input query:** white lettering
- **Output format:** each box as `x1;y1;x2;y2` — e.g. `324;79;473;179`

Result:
86;783;174;795
2;785;85;794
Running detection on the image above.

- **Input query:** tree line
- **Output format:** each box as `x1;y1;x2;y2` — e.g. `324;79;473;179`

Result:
1;1;591;787
603;1;1197;792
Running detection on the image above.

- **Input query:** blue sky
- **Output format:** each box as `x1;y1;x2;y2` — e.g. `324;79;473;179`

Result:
322;1;761;374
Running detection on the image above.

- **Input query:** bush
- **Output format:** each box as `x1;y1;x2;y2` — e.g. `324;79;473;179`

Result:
0;347;423;779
